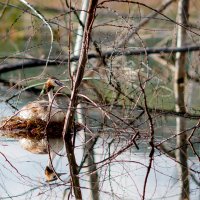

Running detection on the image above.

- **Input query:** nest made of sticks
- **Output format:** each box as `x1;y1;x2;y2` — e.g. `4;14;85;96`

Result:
0;116;82;140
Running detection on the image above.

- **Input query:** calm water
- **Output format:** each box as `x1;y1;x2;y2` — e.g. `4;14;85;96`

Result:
1;136;199;200
0;83;200;200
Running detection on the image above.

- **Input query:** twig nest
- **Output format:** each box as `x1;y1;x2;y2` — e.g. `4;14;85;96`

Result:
0;116;83;140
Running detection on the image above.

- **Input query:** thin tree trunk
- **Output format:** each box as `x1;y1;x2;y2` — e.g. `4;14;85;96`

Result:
174;0;190;199
62;1;99;199
71;0;100;199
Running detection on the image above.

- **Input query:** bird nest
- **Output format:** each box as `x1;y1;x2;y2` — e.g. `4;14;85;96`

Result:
0;116;81;140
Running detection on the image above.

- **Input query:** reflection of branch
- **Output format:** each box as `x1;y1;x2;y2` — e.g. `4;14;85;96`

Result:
187;119;200;161
0;152;27;179
0;182;68;199
90;132;139;169
190;172;200;186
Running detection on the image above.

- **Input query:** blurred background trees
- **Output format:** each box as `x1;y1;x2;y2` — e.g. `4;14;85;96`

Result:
0;0;200;199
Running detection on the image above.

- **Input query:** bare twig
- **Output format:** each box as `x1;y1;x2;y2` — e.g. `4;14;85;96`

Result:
19;0;53;75
0;0;9;19
98;0;200;37
115;0;175;48
138;75;155;200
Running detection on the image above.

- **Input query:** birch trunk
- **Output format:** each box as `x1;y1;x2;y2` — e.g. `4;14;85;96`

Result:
174;0;190;199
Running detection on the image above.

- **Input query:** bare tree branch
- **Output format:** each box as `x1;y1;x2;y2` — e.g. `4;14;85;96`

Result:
1;44;200;73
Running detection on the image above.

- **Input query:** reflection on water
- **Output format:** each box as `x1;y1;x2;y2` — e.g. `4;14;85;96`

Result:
0;85;200;200
1;137;199;200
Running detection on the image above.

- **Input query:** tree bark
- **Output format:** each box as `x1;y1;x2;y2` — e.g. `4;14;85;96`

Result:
62;1;99;199
174;0;190;199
